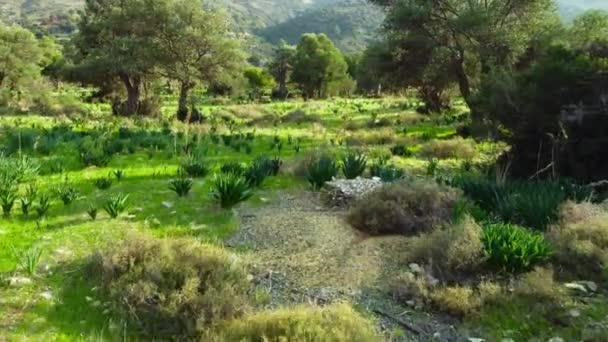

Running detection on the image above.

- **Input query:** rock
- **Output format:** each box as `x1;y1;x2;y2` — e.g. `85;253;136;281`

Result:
468;338;485;342
246;274;254;282
433;332;441;339
501;339;515;342
579;281;598;292
569;309;581;318
565;282;588;293
40;291;53;301
161;201;173;208
548;338;564;342
9;276;32;287
406;300;416;307
322;177;383;206
409;263;424;274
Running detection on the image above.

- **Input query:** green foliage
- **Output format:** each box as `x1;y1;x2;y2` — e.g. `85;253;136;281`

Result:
291;33;353;98
180;156;209;178
244;67;275;100
0;186;17;217
93;177;112;190
390;144;413;157
88;233;251;340
56;183;78;206
11;244;43;276
220;161;246;176
369;163;405;182
19;184;37;217
103;193;129;219
305;154;338;189
483;223;552;273
243;156;280;188
211;173;253;209
169;177;193;198
341;151;367;179
112;169;125;182
87;205;98;221
347;180;461;236
35;194;50;218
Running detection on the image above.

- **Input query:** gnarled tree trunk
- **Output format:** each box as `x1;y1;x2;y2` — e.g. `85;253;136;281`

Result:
118;72;141;116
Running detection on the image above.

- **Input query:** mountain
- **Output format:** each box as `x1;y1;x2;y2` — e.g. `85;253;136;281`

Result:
0;0;384;59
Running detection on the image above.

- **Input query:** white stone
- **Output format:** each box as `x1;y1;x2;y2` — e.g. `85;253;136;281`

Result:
9;276;32;287
548;338;564;342
161;201;173;208
468;339;485;342
409;263;424;274
568;309;581;318
40;291;53;300
565;283;588;293
579;281;598;292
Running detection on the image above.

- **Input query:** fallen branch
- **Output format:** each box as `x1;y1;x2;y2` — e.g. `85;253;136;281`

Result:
372;308;422;335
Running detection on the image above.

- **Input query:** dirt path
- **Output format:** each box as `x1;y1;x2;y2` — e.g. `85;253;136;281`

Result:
228;191;466;341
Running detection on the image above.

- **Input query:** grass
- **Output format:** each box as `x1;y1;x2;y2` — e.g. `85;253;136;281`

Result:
0;96;531;340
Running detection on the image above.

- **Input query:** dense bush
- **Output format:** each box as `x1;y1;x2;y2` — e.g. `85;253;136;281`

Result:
180;155;209;178
390;144;413;157
418;137;476;160
211;173;253;209
88;233;251;340
369;163;405;182
103;193;129;218
347;180;460;235
548;201;608;279
305;154;338;189
450;173;593;230
212;304;378;342
408;216;485;278
169;177;193;197
221;161;246;176
341;151;367;179
483;223;552;273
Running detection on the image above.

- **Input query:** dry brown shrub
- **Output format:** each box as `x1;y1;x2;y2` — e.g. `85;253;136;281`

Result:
282;109;321;125
418;137;476;160
88;233;251;340
347;179;461;236
548;201;608;279
514;267;565;303
408;216;485;278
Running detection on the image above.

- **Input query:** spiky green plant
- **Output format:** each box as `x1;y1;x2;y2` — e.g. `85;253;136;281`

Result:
341;152;367;179
87;205;98;221
56;184;79;206
180;156;209;178
94;177;113;190
35;194;50;218
11;244;43;276
104;193;129;219
369;164;405;182
169;177;193;197
305;155;338;189
483;223;552;273
113;169;125;182
0;187;17;217
220;162;246;176
211;174;252;209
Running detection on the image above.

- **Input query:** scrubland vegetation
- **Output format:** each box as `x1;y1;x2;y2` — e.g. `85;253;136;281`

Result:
1;0;608;341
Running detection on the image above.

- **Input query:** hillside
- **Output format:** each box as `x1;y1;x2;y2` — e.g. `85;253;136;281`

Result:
0;0;384;58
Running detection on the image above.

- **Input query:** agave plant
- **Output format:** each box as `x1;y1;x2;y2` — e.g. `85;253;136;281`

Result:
169;177;193;197
211;173;252;209
180;156;209;178
113;169;125;182
35;194;51;218
94;177;113;190
11;244;43;276
341;151;367;179
305;155;338;189
104;193;129;219
87;205;98;221
220;161;246;176
0;187;17;217
56;184;79;206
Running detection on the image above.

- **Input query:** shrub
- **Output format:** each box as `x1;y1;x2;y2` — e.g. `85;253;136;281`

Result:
341;151;367;179
0;186;17;217
408;216;485;278
94;177;113;190
112;169;125;182
547;201;608;279
429;286;479;316
514;267;564;303
180;156;209;178
213;304;378;342
220;162;246;176
35;194;50;218
103;193;129;219
56;184;79;206
244;159;270;188
281;109;321;125
369;163;405;182
390;144;413;157
347;180;460;236
211;173;253;209
88;233;250;340
419;137;476;160
483;223;552;273
169;177;193;197
11;244;43;276
87;205;98;221
305;155;338;189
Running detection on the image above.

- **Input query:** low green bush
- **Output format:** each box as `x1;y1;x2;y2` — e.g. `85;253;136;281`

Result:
305;155;338;189
169;177;193;197
180;155;209;178
419;137;476;160
483;223;552;273
369;163;405;182
347;180;460;236
341;151;367;179
88;233;251;340
93;177;113;190
221;161;246;176
212;304;379;342
211;173;253;209
103;193;129;219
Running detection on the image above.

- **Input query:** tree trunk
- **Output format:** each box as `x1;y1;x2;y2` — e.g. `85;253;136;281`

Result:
177;81;193;121
118;72;141;116
453;58;473;108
